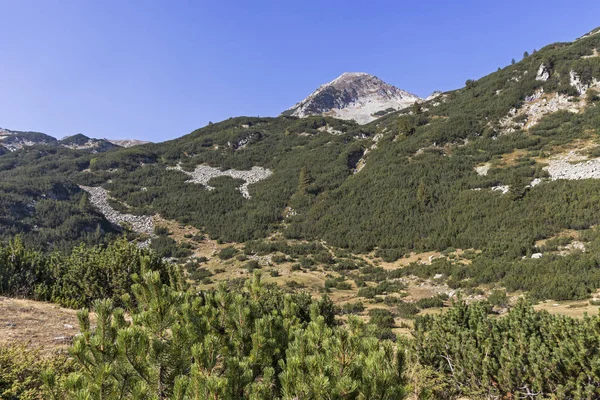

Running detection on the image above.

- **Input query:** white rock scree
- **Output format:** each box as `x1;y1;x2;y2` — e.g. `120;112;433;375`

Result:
545;153;600;180
167;164;273;199
79;186;154;235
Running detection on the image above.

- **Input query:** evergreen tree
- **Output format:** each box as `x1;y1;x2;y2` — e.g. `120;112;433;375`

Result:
416;181;430;209
297;166;311;195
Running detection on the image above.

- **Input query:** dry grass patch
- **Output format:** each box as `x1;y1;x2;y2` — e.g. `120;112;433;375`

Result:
0;297;91;356
534;300;600;318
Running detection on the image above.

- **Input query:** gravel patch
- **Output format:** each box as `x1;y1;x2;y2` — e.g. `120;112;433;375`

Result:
167;164;272;199
80;186;154;235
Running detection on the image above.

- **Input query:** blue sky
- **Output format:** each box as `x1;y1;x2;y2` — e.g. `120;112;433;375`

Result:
1;1;599;142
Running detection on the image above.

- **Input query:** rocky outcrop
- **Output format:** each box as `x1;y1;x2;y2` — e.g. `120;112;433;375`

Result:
425;91;443;101
475;163;491;176
499;92;580;134
569;70;600;95
535;63;550;81
353;133;384;174
107;139;150;148
283;72;421;124
167;164;273;199
80;186;154;235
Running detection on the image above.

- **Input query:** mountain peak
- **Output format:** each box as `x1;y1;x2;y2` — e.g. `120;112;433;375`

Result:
283;72;421;124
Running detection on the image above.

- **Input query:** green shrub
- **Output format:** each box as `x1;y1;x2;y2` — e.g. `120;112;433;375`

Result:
0;344;73;399
245;260;260;271
415;295;447;309
488;289;509;307
339;301;365;315
218;246;238;260
0;237;172;308
153;225;170;236
272;254;287;264
396;301;419;318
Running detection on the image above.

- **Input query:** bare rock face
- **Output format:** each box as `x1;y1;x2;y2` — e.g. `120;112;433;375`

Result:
569;70;600;95
283;72;421;124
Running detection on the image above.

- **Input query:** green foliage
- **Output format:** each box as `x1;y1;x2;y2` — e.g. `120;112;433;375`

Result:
45;272;406;399
413;299;600;398
396;301;419;319
487;289;508;307
0;236;173;308
324;276;352;291
401;229;600;301
415;294;447;309
244;259;260;271
357;280;407;299
338;301;365;315
368;308;396;339
0;344;72;400
150;235;192;258
218;246;238;260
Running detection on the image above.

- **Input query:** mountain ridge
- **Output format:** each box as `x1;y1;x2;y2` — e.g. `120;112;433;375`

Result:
0;127;150;152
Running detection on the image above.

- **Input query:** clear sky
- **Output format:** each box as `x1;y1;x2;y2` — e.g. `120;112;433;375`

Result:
1;1;599;142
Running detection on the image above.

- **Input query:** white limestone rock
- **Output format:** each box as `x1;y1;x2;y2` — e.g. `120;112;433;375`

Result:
168;164;273;199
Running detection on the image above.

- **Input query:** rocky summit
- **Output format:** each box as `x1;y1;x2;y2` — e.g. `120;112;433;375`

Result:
282;72;421;124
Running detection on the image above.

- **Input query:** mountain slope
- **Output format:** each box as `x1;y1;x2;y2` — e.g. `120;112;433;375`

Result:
107;139;150;148
3;28;600;300
59;134;118;152
283;72;421;124
0;128;57;151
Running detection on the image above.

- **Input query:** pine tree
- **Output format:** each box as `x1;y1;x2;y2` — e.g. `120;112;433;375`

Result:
397;117;415;136
297;166;311;195
46;271;407;399
416;181;429;209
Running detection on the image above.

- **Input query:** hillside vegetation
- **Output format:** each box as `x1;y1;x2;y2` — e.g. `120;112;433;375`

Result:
2;29;600;302
2;241;600;399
